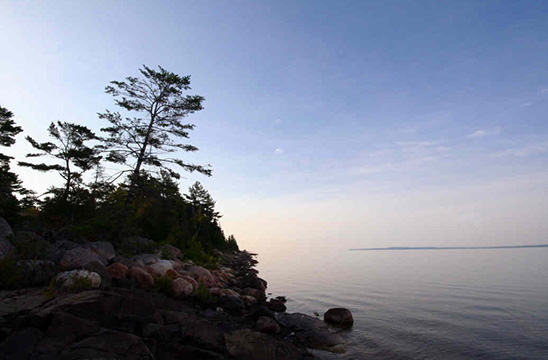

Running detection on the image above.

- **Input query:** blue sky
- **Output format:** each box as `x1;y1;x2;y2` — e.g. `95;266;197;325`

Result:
2;1;548;252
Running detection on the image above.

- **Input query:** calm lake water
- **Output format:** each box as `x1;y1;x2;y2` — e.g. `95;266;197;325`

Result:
257;247;548;359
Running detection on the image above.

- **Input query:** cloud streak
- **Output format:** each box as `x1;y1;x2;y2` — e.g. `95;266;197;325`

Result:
466;130;487;138
494;142;548;158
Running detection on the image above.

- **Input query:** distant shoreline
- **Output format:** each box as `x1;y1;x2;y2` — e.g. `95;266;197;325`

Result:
349;244;548;251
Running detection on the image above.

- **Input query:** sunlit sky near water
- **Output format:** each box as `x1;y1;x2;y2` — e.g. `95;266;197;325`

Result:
2;1;548;254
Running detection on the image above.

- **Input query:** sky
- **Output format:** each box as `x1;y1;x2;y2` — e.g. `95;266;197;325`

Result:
1;1;548;255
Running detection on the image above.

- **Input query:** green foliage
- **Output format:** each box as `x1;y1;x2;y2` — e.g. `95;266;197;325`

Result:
99;65;211;229
153;275;173;295
0;106;22;148
41;278;58;298
226;235;239;251
118;236;159;256
0;256;23;290
185;181;220;221
18;121;100;226
194;278;216;304
0;105;28;223
0;69;241;261
13;233;51;259
66;273;93;291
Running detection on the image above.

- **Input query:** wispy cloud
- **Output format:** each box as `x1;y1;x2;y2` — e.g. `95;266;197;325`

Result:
466;130;487;138
274;148;284;154
519;102;532;107
493;142;548;157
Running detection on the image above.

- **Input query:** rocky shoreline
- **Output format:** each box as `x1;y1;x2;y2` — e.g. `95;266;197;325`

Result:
0;219;350;360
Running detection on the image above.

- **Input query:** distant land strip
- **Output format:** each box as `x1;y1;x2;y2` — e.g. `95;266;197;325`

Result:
349;244;548;251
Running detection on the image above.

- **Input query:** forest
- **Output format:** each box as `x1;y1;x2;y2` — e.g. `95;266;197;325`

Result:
0;65;239;265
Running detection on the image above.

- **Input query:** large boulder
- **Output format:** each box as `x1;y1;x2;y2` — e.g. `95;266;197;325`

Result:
277;312;345;352
46;240;80;263
256;316;280;333
225;329;303;360
0;218;15;258
266;298;287;312
129;267;154;289
106;262;129;279
149;259;173;277
324;307;354;327
172;278;193;299
189;265;216;287
244;287;266;303
59;329;153;359
181;276;198;291
0;327;43;360
56;270;102;289
59;246;102;269
84;241;116;263
16;259;57;287
219;289;244;314
34;312;100;355
242;295;258;308
84;260;111;289
159;244;182;259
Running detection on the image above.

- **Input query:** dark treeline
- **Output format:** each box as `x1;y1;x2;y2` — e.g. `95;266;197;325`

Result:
0;65;238;264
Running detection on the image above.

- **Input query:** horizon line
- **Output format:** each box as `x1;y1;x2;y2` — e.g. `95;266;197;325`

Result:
349;244;548;251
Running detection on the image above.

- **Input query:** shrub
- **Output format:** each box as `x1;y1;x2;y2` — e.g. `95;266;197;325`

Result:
194;278;216;304
153;275;173;296
67;272;93;291
0;256;23;290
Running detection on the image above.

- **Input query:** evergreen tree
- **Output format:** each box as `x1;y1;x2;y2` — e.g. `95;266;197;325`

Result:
185;181;220;222
0;106;27;219
99;65;211;218
19;121;99;203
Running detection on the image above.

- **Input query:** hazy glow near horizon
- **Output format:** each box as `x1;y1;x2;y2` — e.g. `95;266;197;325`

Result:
1;1;548;254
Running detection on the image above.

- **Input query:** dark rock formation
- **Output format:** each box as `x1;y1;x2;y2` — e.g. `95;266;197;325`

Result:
324;307;354;327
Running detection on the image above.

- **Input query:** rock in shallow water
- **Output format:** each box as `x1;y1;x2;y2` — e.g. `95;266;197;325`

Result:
324;307;354;327
277;312;345;352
